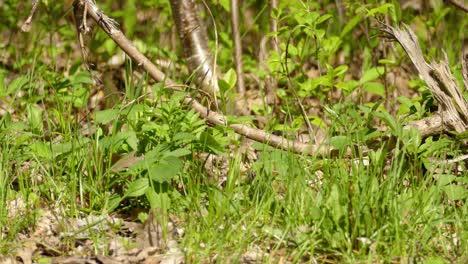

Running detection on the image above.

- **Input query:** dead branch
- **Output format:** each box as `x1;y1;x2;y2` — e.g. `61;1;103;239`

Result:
383;24;468;134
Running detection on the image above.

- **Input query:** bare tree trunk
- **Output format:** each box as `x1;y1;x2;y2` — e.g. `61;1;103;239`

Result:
230;0;246;96
169;0;219;97
265;0;278;104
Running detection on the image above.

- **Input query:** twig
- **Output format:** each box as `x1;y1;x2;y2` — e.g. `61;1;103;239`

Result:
230;0;246;96
431;154;468;165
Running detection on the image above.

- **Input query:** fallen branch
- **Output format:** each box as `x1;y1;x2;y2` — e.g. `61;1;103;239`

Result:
383;24;468;134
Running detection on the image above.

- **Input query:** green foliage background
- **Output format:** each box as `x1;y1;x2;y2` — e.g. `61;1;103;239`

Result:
0;0;466;262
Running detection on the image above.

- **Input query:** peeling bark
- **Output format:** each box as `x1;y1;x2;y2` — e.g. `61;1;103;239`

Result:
383;24;468;134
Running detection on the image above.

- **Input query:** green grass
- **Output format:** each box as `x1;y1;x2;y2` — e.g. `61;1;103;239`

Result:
1;0;467;262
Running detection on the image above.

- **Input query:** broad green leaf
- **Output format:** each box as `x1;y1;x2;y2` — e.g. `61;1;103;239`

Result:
199;131;225;154
437;175;456;187
126;178;149;197
52;138;90;157
27;104;44;134
168;148;192;157
373;111;400;135
360;67;384;84
149;156;183;183
363;82;385;96
341;13;364;38
95;109;119;124
443;185;468;200
30;142;52;160
335;80;359;94
146;188;171;210
366;3;394;17
330;136;351;151
316;14;332;25
223;68;237;90
7;76;28;95
71;71;94;85
218;0;230;11
105;194;122;212
125;130;138;151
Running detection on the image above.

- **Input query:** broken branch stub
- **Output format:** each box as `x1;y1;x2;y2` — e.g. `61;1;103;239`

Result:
383;24;468;134
169;0;219;96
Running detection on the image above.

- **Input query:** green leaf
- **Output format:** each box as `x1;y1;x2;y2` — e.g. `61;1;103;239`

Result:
199;131;225;154
168;148;192;157
223;68;237;90
366;3;394;17
27;104;44;134
105;194;122;212
71;71;94;85
316;14;332;25
437;175;456;187
373;111;400;135
125;130;138;151
443;185;468;200
330;136;350;151
95;109;119;124
363;82;385;96
341;13;364;38
335;80;359;95
149;156;183;183
126;178;149;197
30;142;52;160
7;76;28;96
360;67;384;84
146;188;171;210
218;0;230;11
